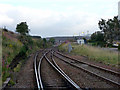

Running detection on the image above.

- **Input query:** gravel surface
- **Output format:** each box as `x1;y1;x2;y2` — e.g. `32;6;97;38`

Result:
11;53;36;89
41;57;70;89
36;49;44;66
55;53;120;84
46;51;53;63
53;55;114;89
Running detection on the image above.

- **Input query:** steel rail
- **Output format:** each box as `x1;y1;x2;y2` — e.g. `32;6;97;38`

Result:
34;50;49;90
34;52;40;89
50;51;81;90
37;50;51;90
44;55;81;90
55;51;120;76
53;53;120;87
38;55;44;90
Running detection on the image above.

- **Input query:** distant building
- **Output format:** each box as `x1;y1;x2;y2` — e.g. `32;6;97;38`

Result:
77;39;85;45
118;1;120;20
46;36;90;44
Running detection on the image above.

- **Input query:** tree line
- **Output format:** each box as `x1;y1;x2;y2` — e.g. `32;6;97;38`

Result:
90;16;120;48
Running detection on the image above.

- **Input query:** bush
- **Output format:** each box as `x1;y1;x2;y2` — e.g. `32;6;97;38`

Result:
107;43;113;48
97;41;106;47
118;44;120;51
3;28;8;32
9;79;15;86
19;45;28;56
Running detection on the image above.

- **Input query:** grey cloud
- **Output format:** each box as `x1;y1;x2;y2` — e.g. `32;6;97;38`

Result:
0;4;101;37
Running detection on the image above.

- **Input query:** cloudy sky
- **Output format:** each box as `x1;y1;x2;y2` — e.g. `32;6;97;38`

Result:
0;0;119;37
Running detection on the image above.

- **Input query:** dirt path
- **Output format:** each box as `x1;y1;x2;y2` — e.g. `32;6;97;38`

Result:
11;53;36;89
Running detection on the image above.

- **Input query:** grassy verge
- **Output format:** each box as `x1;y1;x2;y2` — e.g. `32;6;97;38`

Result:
2;29;52;86
2;33;23;82
13;61;23;72
58;43;119;66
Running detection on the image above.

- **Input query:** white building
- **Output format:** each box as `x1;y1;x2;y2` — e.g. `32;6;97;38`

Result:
77;39;85;45
118;1;120;20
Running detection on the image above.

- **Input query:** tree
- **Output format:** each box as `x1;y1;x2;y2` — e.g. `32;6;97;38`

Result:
98;16;120;44
37;39;43;48
90;31;105;47
91;31;104;42
16;22;30;35
49;38;55;44
112;16;120;40
43;38;47;48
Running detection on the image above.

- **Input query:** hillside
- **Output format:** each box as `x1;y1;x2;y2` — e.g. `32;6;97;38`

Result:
1;28;44;85
2;29;22;82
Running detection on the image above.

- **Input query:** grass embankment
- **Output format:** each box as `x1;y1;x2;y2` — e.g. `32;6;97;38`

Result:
2;31;23;83
2;29;43;85
58;43;119;66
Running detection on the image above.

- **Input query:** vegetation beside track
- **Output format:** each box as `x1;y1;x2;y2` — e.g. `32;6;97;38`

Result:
58;43;119;66
2;30;23;83
1;27;52;85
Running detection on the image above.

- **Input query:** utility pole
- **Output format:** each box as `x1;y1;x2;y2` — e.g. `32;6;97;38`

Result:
87;30;89;36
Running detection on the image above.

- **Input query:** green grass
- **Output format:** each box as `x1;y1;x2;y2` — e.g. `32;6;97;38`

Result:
1;29;52;85
13;62;22;72
59;43;119;66
58;43;68;52
2;32;41;83
2;33;23;82
0;77;2;89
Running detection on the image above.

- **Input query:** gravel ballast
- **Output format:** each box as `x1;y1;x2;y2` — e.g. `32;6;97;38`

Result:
53;55;114;88
11;53;36;89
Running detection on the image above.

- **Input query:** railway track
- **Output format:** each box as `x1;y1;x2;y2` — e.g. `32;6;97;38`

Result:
55;51;120;76
53;50;120;88
34;49;81;90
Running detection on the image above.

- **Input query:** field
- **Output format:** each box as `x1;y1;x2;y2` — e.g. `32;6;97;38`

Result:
58;43;119;66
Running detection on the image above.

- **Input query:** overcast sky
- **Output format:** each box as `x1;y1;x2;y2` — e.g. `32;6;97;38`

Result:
0;0;119;37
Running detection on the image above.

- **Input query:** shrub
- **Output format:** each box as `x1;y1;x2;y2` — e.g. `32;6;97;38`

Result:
118;44;120;51
3;28;8;32
19;45;28;56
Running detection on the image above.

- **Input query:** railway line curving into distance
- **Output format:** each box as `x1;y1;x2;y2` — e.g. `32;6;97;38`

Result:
34;49;81;90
